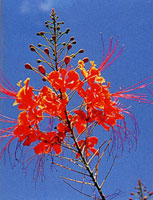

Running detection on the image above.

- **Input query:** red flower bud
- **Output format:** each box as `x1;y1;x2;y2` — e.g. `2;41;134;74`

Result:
52;35;56;40
67;44;72;50
44;48;49;55
38;65;46;75
79;49;84;53
40;31;45;36
64;56;71;65
70;36;74;41
37;59;41;63
138;179;141;186
30;44;35;51
65;28;70;34
149;192;153;196
71;40;76;44
83;57;89;63
25;63;32;70
42;76;47;81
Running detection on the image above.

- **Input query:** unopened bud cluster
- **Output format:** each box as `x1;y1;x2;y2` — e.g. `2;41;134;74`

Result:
25;8;86;79
129;179;153;200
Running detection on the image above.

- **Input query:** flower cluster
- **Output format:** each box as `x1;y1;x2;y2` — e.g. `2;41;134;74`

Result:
0;9;152;174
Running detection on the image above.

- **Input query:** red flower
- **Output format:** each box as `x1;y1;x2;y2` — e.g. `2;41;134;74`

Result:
75;136;99;158
37;86;68;119
34;131;64;155
57;122;70;136
78;60;105;84
72;110;87;134
47;69;80;92
13;111;40;145
14;78;36;110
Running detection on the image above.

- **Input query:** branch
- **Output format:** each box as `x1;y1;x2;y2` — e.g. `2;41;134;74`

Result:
100;155;117;188
53;161;90;177
92;138;112;179
63;180;102;200
61;176;94;186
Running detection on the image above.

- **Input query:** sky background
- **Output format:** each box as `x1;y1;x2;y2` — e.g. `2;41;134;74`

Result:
1;0;153;199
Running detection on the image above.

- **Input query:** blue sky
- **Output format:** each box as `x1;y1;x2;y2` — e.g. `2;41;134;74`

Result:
1;0;153;199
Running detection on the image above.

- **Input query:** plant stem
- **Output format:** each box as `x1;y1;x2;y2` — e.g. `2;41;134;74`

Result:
65;110;106;200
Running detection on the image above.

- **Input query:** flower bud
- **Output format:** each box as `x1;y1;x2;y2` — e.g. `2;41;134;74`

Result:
79;49;84;53
38;65;46;75
37;59;41;63
70;36;74;41
138;179;141;186
67;44;72;50
38;43;42;47
51;8;56;16
65;28;70;34
44;48;49;55
83;57;89;63
40;31;45;36
71;40;76;44
42;77;47;81
52;35;56;40
25;63;32;70
149;192;153;196
64;56;71;65
30;44;35;51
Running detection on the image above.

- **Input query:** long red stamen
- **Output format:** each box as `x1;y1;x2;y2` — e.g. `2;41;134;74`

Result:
100;33;106;62
0;69;17;92
112;78;153;103
0;69;17;98
99;36;124;72
0;125;17;135
0;114;17;123
0;83;17;97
